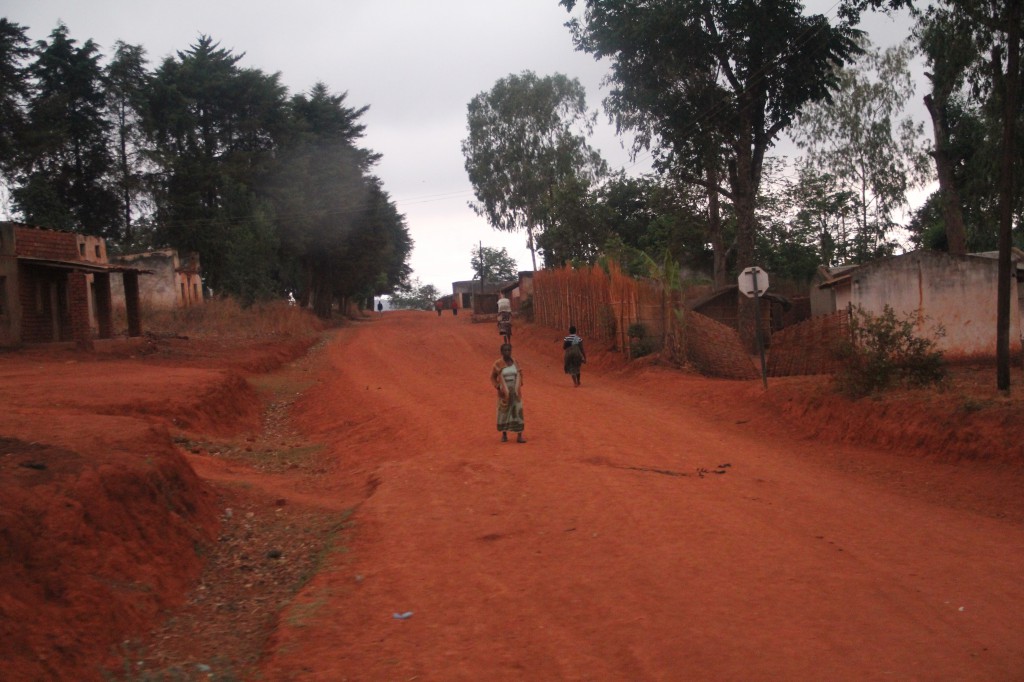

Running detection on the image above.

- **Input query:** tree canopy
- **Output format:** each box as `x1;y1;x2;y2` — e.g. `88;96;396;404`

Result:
791;39;932;264
562;0;863;348
462;71;607;270
11;23;119;234
910;0;1022;389
471;245;520;283
0;25;413;316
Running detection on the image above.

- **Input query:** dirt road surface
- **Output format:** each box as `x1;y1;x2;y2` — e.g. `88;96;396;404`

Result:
4;310;1024;680
265;311;1024;680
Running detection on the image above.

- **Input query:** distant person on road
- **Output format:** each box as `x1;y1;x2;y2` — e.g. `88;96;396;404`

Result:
563;325;587;387
490;343;525;443
377;300;383;314
435;299;443;317
452;296;459;316
497;294;512;343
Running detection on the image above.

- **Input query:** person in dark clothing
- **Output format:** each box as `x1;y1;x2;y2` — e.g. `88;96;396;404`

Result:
563;325;587;387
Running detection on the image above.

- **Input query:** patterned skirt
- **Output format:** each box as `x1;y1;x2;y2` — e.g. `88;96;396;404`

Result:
496;391;524;433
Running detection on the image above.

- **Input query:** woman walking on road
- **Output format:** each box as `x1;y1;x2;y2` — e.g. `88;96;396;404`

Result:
497;295;513;344
490;343;525;443
563;325;587;387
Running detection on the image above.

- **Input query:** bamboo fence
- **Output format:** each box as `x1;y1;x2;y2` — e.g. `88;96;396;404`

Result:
532;263;666;355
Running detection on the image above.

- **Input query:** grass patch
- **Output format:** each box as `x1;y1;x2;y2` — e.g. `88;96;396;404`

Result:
285;596;328;628
958;396;993;414
122;298;324;340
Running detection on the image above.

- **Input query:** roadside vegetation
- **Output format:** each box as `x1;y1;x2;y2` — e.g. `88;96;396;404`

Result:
834;305;947;398
137;298;324;340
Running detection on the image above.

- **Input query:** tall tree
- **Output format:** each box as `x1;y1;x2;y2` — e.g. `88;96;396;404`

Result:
462;71;607;271
104;41;150;248
791;40;932;264
270;83;409;317
786;162;856;267
12;23;118;233
754;158;827;284
329;180;412;314
563;0;862;349
390;277;440;311
471;245;520;283
847;0;1021;393
908;92;1002;253
143;35;289;294
534;173;607;267
983;0;1022;391
590;174;709;276
917;6;977;255
0;19;33;179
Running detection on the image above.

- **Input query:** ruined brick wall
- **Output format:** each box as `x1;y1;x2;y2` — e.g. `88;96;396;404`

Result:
767;310;850;376
14;226;80;261
109;249;190;310
18;265;71;343
67;272;93;349
681;310;759;380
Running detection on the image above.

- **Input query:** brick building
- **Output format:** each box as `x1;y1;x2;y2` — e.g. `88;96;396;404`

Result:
0;222;146;349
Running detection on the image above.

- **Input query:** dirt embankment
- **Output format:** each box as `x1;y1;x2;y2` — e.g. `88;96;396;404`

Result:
0;335;318;681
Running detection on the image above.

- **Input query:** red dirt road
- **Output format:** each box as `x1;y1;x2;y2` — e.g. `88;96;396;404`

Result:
258;312;1024;680
3;310;1024;680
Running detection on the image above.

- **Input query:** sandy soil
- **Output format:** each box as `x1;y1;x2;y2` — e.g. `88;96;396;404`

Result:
2;311;1023;681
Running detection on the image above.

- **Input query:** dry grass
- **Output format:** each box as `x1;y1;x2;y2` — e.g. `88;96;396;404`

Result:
137;299;324;340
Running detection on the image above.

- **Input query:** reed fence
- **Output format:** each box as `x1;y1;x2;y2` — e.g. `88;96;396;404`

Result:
766;309;851;376
532;264;847;379
532;263;669;356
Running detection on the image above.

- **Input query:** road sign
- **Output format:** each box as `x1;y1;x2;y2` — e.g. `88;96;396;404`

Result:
738;266;769;298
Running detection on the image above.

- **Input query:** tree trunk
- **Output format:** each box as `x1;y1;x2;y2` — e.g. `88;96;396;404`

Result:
923;92;968;255
312;274;333;319
298;260;312;308
732;145;758;353
706;165;728;289
995;0;1021;391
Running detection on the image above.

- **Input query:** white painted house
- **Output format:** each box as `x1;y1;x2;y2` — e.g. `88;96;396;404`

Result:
815;249;1024;358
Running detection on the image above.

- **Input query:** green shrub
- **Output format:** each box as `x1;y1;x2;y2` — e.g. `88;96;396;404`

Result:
834;305;946;398
627;322;658;358
627;322;647;340
519;295;534;322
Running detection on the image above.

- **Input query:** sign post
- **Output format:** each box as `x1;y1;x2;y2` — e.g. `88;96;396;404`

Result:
738;266;769;389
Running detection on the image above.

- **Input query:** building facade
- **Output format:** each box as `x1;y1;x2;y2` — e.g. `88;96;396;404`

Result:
109;249;203;310
0;222;145;348
815;250;1024;358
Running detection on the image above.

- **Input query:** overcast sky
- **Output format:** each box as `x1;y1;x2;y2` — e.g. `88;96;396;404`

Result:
3;1;917;293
